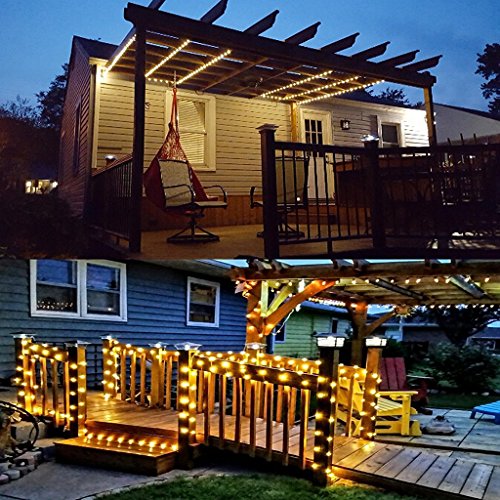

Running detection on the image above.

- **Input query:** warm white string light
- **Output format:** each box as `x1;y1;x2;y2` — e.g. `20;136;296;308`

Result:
145;39;191;78
177;49;232;85
285;76;360;100
104;35;136;75
300;80;384;104
260;69;334;98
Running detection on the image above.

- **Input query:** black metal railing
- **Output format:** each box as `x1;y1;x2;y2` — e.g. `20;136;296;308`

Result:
259;126;500;258
89;155;134;247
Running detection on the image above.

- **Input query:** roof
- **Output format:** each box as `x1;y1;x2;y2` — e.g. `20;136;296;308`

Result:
74;36;117;60
94;1;440;105
435;103;500;122
470;328;500;340
230;260;500;306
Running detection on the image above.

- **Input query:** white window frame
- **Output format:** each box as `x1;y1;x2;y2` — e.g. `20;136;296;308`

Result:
274;322;287;344
379;122;402;148
186;276;220;328
166;90;216;171
30;260;127;322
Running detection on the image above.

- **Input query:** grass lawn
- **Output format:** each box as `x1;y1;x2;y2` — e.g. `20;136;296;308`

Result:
430;392;499;410
104;474;418;500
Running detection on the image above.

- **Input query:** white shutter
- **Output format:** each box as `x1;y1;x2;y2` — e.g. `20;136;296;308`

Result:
178;99;206;166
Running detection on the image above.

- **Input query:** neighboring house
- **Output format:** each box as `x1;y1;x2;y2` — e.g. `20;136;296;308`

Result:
0;259;247;383
271;301;352;359
58;35;429;227
467;327;500;353
434;103;500;145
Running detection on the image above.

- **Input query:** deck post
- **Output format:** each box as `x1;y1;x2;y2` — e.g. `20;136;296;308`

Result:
13;333;34;411
360;342;384;440
313;343;341;486
177;349;197;469
364;139;386;250
66;342;88;437
101;337;117;399
423;86;437;146
130;25;146;253
258;124;280;259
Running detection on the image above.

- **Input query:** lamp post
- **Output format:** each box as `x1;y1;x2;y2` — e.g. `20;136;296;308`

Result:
313;333;346;486
245;341;267;364
360;335;387;440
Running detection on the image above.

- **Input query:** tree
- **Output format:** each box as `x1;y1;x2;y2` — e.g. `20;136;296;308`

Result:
476;43;500;117
0;96;39;125
368;86;422;108
36;63;68;133
415;305;500;347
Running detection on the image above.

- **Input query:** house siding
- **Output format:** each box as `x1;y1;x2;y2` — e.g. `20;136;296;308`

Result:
58;40;94;217
0;260;247;383
274;309;351;358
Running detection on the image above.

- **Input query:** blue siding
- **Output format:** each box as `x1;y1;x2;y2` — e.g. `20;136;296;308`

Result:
0;260;247;380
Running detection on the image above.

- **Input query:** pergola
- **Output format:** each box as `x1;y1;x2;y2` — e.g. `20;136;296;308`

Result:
106;1;442;251
230;259;500;363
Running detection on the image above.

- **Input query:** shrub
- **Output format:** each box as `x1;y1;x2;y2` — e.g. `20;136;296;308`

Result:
0;191;89;257
424;343;499;392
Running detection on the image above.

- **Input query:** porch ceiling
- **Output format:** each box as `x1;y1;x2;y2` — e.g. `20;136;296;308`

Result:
105;1;441;103
230;260;500;306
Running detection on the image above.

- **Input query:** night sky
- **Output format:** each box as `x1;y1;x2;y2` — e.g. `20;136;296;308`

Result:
0;0;497;110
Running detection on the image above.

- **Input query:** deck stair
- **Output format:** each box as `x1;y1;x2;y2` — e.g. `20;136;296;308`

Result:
55;420;179;475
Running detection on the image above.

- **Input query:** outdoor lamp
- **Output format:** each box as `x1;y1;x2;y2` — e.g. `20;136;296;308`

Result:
340;119;351;130
315;333;347;349
174;342;202;351
361;134;379;143
364;335;388;348
245;342;267;351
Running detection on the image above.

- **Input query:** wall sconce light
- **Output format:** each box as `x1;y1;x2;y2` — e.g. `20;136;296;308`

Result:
340;119;351;130
105;155;117;166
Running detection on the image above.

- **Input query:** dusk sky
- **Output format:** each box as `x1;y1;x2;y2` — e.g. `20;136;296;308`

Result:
0;0;497;110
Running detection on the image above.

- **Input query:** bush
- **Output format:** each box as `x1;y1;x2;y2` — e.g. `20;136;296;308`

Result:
423;343;499;392
0;191;89;257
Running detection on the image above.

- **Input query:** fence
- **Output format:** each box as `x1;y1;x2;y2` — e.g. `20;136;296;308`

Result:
259;126;500;258
14;335;87;437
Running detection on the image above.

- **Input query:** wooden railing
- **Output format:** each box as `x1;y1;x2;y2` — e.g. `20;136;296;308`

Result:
259;125;500;258
89;155;137;250
102;338;180;409
14;335;87;437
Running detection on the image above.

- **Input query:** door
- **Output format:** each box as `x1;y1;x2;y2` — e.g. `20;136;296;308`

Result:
301;109;334;202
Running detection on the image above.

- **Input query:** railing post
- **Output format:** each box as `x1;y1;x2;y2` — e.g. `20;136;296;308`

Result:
101;336;117;400
313;342;342;486
258;124;280;259
177;348;197;469
364;139;386;249
13;333;34;412
359;344;384;440
149;343;165;407
66;341;88;437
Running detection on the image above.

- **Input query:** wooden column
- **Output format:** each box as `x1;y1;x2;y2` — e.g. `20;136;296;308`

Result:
13;334;33;411
313;345;341;487
130;26;146;253
66;342;88;437
424;86;437;146
177;349;197;469
258;124;280;259
102;337;117;399
290;102;300;142
349;303;369;366
364;139;386;249
360;346;383;440
245;282;265;344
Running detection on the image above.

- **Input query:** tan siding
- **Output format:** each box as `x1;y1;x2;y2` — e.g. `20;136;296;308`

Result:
95;76;291;195
58;41;93;217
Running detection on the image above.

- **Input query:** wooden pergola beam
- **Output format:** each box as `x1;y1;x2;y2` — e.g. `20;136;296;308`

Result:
321;33;360;53
351;42;390;61
403;55;443;72
200;0;228;24
124;2;437;88
379;50;419;67
448;275;487;299
369;278;429;301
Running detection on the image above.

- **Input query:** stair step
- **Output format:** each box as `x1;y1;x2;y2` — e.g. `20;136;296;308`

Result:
55;436;178;475
86;420;178;441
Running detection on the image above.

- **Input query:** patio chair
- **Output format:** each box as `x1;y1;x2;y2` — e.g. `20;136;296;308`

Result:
379;357;433;411
336;365;422;437
250;156;309;239
159;159;227;243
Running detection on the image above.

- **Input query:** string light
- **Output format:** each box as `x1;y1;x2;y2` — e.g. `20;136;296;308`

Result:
261;69;334;98
279;76;361;101
300;80;385;105
104;35;136;75
178;49;232;85
145;39;191;78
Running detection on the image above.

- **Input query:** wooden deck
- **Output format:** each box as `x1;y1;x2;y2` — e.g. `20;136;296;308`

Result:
58;393;500;498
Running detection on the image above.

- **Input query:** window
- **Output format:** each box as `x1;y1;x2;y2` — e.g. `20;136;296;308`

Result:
380;123;400;148
273;320;286;343
72;102;82;175
30;260;127;321
167;92;216;171
331;319;338;334
186;277;220;327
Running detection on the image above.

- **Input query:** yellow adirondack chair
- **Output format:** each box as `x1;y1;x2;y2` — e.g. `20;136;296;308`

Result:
336;365;422;437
